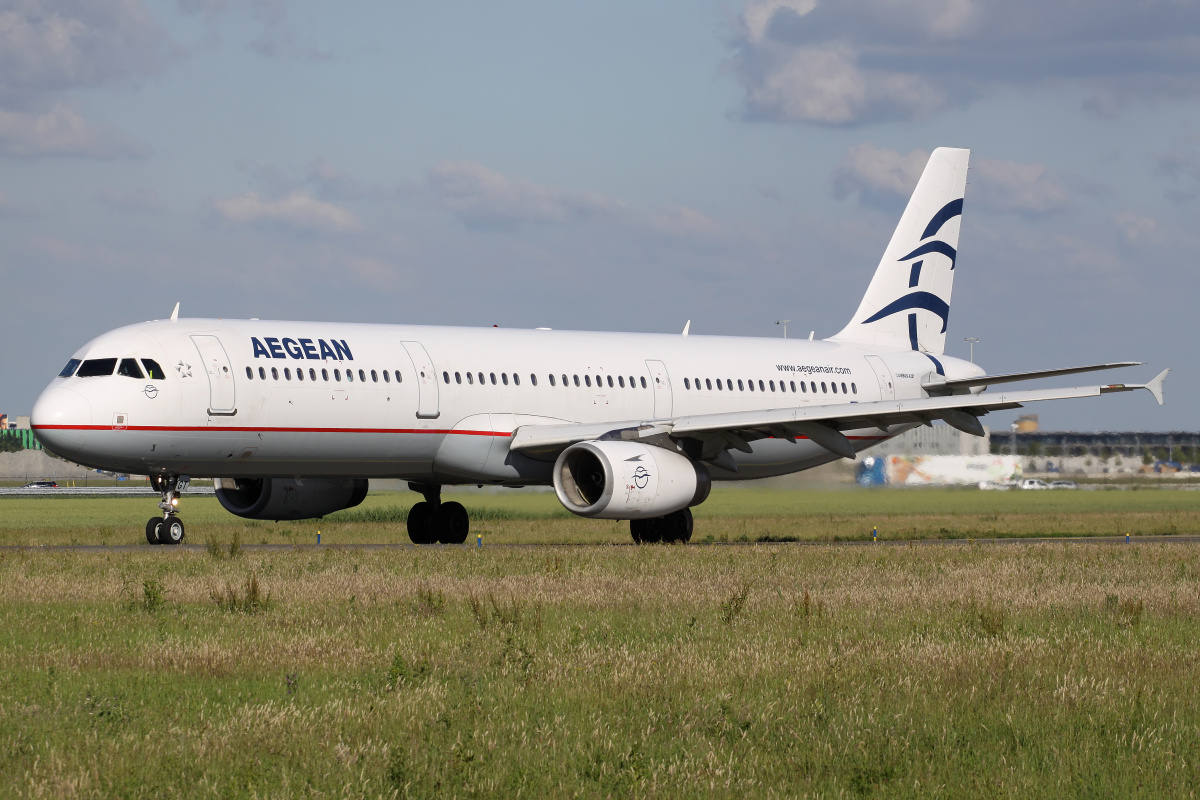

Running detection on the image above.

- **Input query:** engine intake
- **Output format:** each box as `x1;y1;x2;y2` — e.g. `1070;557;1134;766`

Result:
214;477;368;521
553;441;710;519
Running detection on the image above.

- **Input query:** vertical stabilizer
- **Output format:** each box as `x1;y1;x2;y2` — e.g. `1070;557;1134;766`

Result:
830;147;969;356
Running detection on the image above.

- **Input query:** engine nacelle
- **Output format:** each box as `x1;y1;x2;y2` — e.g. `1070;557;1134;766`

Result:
553;441;710;519
214;477;369;521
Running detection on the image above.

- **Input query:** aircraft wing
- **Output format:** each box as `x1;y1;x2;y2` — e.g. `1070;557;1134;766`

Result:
921;361;1142;392
510;369;1168;465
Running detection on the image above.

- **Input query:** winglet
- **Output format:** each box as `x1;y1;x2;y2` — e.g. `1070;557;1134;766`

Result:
170;302;180;323
1145;368;1169;406
682;320;690;336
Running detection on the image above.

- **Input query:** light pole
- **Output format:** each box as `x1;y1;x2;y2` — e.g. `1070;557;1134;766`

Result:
964;336;979;363
775;319;791;339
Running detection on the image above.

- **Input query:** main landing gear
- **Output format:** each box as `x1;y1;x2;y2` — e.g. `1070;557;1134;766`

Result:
146;474;188;546
630;509;693;544
406;482;469;545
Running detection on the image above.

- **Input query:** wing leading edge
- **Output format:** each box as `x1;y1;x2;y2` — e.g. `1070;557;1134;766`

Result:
509;369;1169;466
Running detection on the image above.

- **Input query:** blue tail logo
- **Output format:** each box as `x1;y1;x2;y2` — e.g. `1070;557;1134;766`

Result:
861;198;963;351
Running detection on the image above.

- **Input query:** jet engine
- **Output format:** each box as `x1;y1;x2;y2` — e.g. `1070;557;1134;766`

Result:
553;440;710;519
214;477;368;521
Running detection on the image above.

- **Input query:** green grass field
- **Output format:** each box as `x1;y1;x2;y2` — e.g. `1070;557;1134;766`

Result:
2;488;1200;798
3;486;1199;547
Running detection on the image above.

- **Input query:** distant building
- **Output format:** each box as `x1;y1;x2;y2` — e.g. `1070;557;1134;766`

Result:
14;416;30;430
1014;414;1038;432
861;423;991;457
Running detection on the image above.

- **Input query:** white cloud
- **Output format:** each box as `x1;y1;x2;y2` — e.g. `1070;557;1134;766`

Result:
0;0;167;95
213;190;363;235
970;159;1070;214
833;143;1070;214
0;101;149;158
427;161;624;230
1114;212;1164;248
731;0;1200;125
833;143;928;205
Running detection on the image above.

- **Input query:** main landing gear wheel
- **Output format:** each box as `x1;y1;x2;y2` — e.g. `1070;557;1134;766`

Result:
406;482;471;545
146;517;163;545
407;501;437;544
630;509;693;544
436;501;470;544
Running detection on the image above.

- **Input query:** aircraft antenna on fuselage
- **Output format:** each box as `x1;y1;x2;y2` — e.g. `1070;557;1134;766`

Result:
170;302;180;322
682;320;691;336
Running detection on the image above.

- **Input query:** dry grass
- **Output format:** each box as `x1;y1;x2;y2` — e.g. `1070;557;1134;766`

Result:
1;541;1199;797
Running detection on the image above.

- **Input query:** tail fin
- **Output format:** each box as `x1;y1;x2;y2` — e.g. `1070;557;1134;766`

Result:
830;147;970;356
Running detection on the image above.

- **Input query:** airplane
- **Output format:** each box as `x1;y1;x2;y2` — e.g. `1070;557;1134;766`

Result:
30;147;1168;546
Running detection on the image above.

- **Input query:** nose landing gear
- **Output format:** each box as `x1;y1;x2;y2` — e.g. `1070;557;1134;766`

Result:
146;474;189;545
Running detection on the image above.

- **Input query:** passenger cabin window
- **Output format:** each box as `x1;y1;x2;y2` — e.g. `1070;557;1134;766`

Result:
272;367;279;380
490;373;497;385
285;368;291;380
549;374;556;386
530;374;537;386
322;368;329;381
513;373;520;386
373;370;380;383
467;372;474;385
258;367;266;379
297;368;304;381
76;358;117;377
501;373;508;385
396;371;403;383
141;359;165;380
359;370;366;382
619;376;626;388
640;377;647;388
246;366;253;379
585;375;591;387
851;383;857;394
573;375;580;387
310;368;317;381
346;370;353;383
443;371;450;384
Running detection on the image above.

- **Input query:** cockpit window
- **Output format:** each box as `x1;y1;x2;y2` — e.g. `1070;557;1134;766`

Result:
58;359;81;378
76;358;117;377
118;359;144;379
141;359;165;380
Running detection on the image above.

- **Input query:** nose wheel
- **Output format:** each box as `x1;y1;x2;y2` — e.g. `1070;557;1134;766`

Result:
147;474;189;545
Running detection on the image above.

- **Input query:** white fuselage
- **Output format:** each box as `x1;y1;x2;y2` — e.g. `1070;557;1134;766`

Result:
31;319;984;483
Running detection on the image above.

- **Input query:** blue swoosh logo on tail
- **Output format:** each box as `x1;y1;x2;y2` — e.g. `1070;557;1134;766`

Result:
861;291;950;333
920;198;963;240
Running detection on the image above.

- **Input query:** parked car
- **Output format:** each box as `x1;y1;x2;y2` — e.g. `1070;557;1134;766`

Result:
1049;480;1078;489
1018;479;1050;490
22;481;58;489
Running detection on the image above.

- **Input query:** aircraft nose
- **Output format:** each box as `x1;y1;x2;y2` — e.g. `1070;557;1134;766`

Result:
31;386;92;452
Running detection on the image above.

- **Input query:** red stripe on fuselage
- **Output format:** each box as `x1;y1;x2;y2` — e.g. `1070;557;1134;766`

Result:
33;424;890;442
32;424;511;436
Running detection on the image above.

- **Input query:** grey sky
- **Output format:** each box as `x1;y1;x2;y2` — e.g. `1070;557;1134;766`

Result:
0;0;1195;431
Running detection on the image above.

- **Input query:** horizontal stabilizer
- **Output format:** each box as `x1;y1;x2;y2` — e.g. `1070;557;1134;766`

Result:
923;361;1142;392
